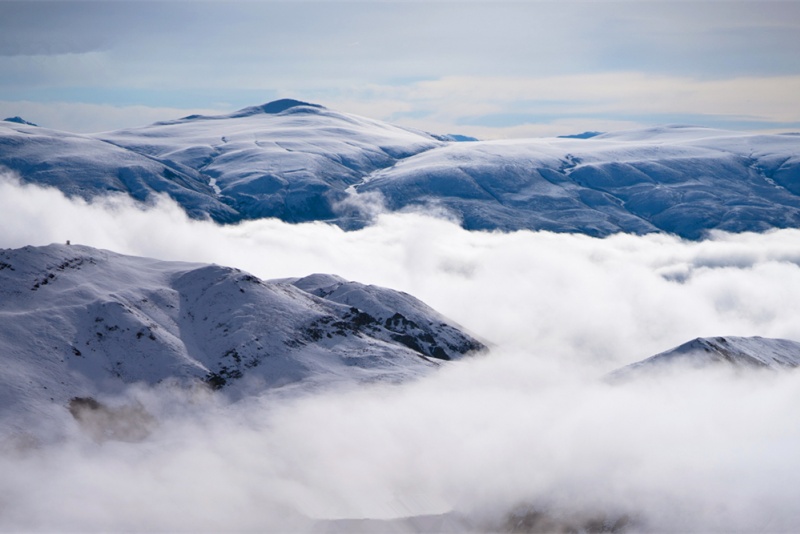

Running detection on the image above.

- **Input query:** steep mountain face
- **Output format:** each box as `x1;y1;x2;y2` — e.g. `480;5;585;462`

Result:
2;104;800;238
609;336;800;380
0;244;483;434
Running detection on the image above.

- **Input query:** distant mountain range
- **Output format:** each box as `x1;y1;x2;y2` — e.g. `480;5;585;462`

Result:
3;99;800;239
0;243;484;437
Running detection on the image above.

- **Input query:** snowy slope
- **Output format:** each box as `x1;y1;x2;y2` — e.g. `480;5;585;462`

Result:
3;106;800;238
609;336;800;380
358;127;800;238
0;244;483;435
0;120;239;222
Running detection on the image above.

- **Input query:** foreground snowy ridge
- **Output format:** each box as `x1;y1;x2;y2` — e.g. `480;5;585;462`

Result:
609;335;800;381
3;100;800;238
0;243;484;434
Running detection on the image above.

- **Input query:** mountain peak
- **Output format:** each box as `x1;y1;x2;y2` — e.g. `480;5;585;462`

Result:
3;116;38;127
232;99;325;118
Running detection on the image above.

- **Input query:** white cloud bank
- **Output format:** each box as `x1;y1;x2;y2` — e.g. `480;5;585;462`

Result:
3;176;800;531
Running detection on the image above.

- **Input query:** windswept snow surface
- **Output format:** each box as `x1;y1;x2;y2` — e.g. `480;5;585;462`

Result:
1;100;799;238
0;243;482;437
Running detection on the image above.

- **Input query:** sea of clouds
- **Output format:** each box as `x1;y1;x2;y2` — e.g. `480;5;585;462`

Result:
2;173;800;532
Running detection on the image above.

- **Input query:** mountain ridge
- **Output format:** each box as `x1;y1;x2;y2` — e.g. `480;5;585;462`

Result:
2;100;800;238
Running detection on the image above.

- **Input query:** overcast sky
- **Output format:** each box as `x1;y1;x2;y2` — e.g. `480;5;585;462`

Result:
2;0;800;137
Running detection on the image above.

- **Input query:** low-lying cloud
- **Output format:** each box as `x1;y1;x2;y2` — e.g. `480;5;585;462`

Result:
3;174;800;531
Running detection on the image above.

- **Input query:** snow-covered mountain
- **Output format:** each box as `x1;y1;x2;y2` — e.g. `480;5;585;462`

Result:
0;243;483;436
609;336;800;380
96;99;443;226
3;103;800;238
359;127;800;238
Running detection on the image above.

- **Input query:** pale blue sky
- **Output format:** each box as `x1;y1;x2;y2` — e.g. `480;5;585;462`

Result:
2;0;800;137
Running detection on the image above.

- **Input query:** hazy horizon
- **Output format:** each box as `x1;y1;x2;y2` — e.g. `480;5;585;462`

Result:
2;1;800;137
